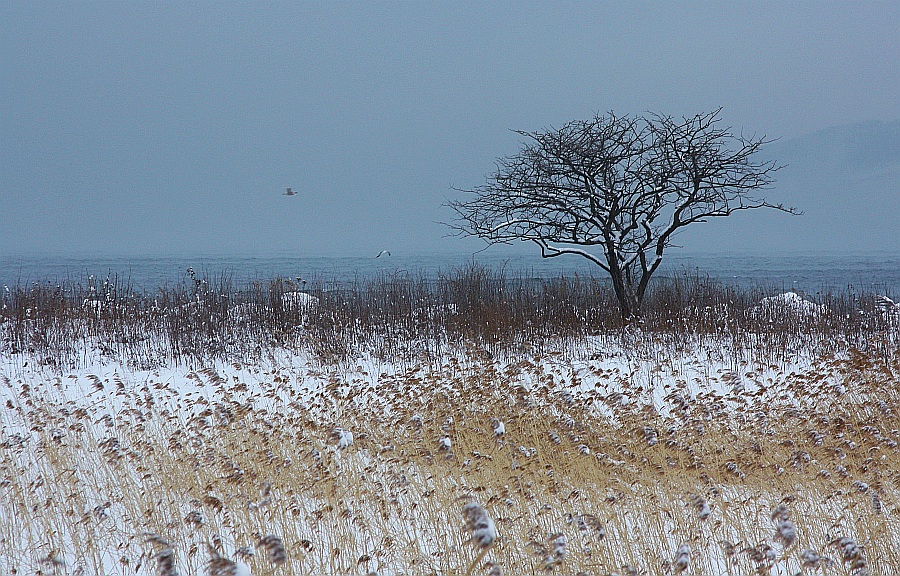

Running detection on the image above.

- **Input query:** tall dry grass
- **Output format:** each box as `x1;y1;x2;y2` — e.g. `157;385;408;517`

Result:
1;265;897;368
2;347;899;574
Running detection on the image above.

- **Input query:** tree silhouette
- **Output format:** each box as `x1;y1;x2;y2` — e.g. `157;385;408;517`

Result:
449;109;796;319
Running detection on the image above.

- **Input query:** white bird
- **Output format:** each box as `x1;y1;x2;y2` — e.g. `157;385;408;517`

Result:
375;250;391;258
284;187;297;196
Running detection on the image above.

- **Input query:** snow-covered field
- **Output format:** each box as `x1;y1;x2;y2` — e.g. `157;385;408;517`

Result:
2;332;899;575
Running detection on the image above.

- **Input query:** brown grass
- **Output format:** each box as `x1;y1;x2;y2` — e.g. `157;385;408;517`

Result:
2;346;899;575
1;265;897;368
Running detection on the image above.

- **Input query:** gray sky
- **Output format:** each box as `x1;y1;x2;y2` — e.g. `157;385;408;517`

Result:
1;2;898;257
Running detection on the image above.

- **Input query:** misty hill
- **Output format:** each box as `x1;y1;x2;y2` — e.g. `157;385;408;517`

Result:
679;119;900;254
772;119;900;177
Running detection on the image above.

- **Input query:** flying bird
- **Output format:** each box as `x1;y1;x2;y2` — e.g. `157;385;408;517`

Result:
375;250;391;258
284;187;297;196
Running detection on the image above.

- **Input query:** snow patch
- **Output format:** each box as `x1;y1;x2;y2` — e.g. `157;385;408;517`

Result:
331;427;354;449
281;291;319;310
753;292;826;318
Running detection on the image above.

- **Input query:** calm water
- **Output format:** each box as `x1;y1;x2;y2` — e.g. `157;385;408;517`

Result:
2;252;899;295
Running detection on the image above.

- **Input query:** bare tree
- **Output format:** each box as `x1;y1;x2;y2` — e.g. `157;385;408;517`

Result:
448;109;797;320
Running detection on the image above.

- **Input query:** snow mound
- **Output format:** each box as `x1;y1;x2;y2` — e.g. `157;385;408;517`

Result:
875;295;900;312
753;292;826;319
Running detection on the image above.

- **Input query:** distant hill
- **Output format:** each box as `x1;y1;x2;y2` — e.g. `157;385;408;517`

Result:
770;119;900;177
678;120;900;254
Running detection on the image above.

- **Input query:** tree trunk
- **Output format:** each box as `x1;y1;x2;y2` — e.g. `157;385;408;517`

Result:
607;264;639;321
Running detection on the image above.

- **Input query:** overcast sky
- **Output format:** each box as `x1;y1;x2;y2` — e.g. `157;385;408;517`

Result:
1;2;898;257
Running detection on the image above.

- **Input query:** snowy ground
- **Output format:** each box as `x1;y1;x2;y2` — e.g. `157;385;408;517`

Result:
0;332;841;425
